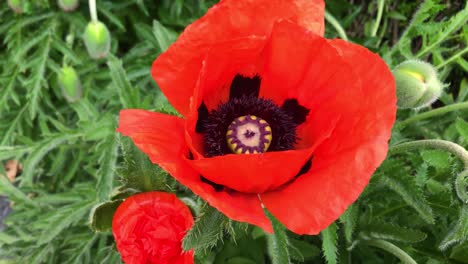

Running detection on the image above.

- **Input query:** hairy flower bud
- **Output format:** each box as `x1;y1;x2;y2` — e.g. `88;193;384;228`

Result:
8;0;26;14
393;60;444;109
83;21;111;59
58;0;79;12
58;66;82;103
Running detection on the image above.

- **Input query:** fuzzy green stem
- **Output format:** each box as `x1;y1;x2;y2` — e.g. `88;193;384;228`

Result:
389;139;468;167
371;0;385;37
325;11;348;41
436;46;468;69
363;239;417;264
399;102;468;128
89;0;98;22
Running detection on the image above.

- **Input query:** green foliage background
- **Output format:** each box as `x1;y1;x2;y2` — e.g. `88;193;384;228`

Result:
0;0;467;263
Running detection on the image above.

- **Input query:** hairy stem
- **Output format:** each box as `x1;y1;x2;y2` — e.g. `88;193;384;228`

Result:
371;0;385;37
436;46;468;69
389;139;468;167
363;239;417;264
89;0;98;22
399;102;468;128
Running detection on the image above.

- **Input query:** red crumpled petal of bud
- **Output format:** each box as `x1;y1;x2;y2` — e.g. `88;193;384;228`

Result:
112;192;194;264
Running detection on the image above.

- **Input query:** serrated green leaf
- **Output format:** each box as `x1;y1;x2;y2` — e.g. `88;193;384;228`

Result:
339;203;359;244
264;207;290;264
119;138;170;192
107;55;140;108
421;150;451;168
37;200;94;245
379;174;435;224
439;205;468;250
152;20;177;52
361;222;427;243
321;222;338;264
96;135;119;201
183;204;227;252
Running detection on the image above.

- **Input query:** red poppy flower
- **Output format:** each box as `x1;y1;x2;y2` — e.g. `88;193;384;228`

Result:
112;192;194;264
117;0;396;234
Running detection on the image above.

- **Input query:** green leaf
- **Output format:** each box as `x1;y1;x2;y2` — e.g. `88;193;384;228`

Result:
339;203;359;244
107;55;140;108
440;205;468;250
289;238;320;261
378;174;435;224
89;200;123;232
421;150;451;168
37;200;94;245
321;222;338;264
152;20;177;52
264;207;291;264
0;175;37;207
119;138;171;192
25;31;51;118
361;222;427;243
96;135;119;201
455;170;468;203
183;204;227;252
455;118;468;141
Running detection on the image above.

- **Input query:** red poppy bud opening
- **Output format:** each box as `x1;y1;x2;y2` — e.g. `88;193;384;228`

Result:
112;192;194;264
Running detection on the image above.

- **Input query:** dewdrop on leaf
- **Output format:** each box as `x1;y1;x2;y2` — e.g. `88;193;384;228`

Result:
58;66;82;103
393;60;444;109
58;0;79;12
83;21;111;59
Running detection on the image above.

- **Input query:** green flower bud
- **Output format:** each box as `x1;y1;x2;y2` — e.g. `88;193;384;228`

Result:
58;0;79;12
83;21;111;59
8;0;25;14
393;60;444;109
58;66;82;103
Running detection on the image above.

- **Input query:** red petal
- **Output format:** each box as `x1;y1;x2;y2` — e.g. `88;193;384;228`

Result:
112;192;194;264
117;110;271;232
186;117;337;194
152;0;325;116
184;37;268;159
259;23;396;234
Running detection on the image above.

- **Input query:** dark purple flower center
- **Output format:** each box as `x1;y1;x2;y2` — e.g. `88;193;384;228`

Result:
196;74;310;158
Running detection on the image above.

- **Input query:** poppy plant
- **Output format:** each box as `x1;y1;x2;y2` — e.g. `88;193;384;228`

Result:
117;0;396;235
112;192;194;264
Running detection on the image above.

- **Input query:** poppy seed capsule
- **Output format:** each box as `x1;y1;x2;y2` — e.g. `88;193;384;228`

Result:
393;60;444;109
58;66;82;103
58;0;79;12
226;115;272;154
83;21;111;59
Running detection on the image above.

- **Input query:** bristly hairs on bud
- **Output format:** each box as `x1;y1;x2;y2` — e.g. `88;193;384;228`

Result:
393;60;446;109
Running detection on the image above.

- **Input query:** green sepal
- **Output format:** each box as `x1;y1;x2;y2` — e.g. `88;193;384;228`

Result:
89;199;123;232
